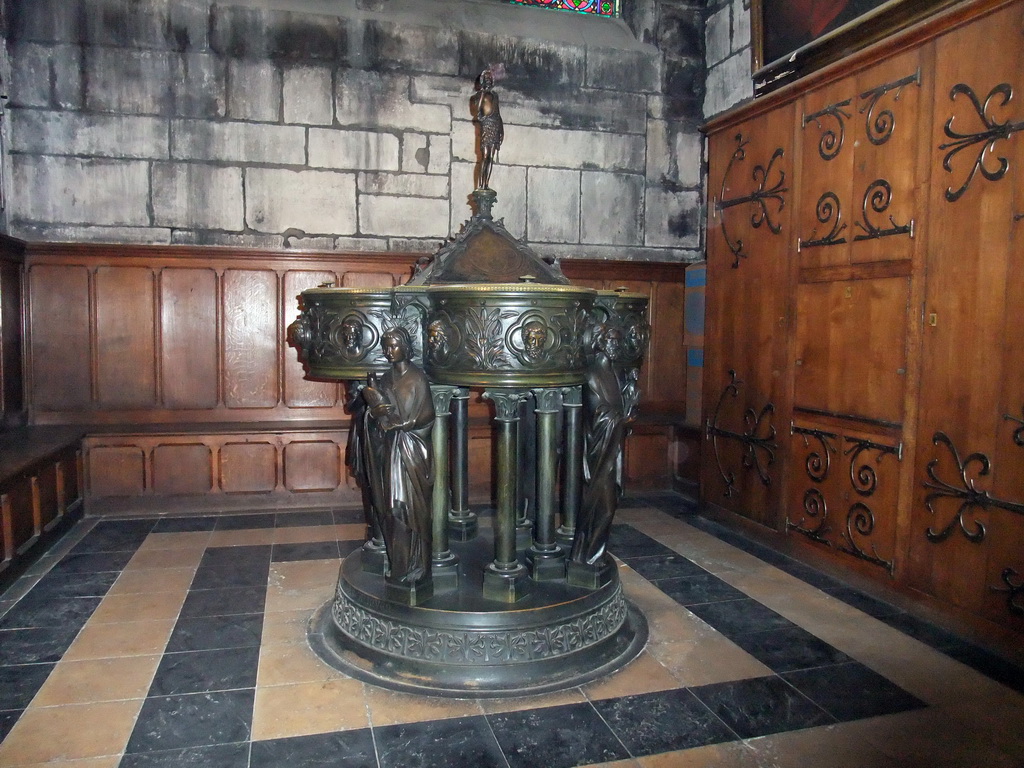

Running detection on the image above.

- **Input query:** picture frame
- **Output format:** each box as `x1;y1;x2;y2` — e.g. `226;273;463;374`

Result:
751;0;957;94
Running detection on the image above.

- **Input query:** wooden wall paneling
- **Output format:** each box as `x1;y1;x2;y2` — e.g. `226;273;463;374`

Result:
87;444;147;498
794;277;910;425
94;266;157;408
339;271;397;288
28;264;91;410
160;268;219;409
907;2;1024;612
222;269;279;408
0;244;25;428
4;480;33;553
849;49;923;266
34;461;59;531
646;281;687;405
0;492;12;561
151;443;214;495
219;440;280;493
283;269;341;408
702;104;795;528
282;440;342;492
624;424;671;487
798;79;856;270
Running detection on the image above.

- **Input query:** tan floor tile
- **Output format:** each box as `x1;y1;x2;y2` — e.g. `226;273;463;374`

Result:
31;655;161;706
273;525;343;544
657;527;765;575
257;642;349;687
746;723;909;767
583;652;681;701
836;708;1021;768
0;700;141;765
124;546;205;570
134;530;212;551
13;758;122;768
638;741;760;768
88;591;186;624
251;678;369;740
107;566;197;595
647;638;771;688
62;619;175;661
335;523;366;541
261;608;315;646
264;561;339;613
364;685;485;726
207;528;277;547
579;759;641;768
478;687;587;714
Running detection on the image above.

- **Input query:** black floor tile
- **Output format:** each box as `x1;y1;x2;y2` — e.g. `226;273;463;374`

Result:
272;541;341;563
606;525;678;559
190;564;270;590
375;715;507;768
879;613;962;650
782;661;927;722
164;613;264;653
214;514;276;531
333;508;366;525
824;586;904;618
0;626;82;665
0;595;103;630
249;729;377;768
179;587;266;618
942;642;1024;695
119;742;250;768
727;626;852;673
275;510;334;528
47;550;136;575
687;598;796;637
69;522;154;554
25;570;120;600
487;701;630;768
199;546;273;569
0;709;20;742
692;675;834;739
592;687;738;757
152;517;219;533
149;647;260;696
338;540;361;557
653;572;749;606
0;663;55;709
623;553;708;581
125;689;255;753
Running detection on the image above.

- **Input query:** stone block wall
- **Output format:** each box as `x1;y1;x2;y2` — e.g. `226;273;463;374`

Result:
0;0;708;263
702;0;753;118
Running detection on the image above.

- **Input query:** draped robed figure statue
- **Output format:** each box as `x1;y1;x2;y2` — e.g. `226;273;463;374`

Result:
362;327;436;587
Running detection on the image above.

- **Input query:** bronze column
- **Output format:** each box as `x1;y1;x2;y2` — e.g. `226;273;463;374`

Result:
557;384;583;546
430;385;459;589
447;387;477;541
482;389;531;602
529;387;565;579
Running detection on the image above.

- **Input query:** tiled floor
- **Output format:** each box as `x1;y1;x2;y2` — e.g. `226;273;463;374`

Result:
2;497;1024;767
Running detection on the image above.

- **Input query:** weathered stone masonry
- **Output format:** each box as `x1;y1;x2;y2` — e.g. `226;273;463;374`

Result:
0;0;710;264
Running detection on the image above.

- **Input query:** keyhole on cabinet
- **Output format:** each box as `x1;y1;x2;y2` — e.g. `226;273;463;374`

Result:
845;286;853;299
928;312;938;327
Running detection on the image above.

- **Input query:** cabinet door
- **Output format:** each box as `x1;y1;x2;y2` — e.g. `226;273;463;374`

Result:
798;50;923;271
702;105;794;528
908;2;1024;625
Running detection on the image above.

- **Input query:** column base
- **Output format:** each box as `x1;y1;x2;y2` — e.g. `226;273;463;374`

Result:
482;562;532;603
361;540;387;575
448;511;478;542
566;556;615;590
516;520;533;552
555;524;575;548
385;576;434;606
431;552;460;591
527;547;566;581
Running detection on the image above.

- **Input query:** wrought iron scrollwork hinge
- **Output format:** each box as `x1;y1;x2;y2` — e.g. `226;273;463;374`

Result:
705;370;778;497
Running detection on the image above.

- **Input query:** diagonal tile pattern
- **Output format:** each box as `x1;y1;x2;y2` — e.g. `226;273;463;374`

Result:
0;497;1020;767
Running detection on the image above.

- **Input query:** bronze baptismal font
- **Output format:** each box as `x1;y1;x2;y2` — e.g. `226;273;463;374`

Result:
291;70;651;696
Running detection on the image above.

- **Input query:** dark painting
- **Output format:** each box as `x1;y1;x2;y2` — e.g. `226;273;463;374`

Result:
752;0;953;93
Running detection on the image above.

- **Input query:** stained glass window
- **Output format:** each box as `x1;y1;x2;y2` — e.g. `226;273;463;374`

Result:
507;0;619;17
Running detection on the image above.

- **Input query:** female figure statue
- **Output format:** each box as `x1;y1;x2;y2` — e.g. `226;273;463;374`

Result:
362;328;436;586
570;325;632;566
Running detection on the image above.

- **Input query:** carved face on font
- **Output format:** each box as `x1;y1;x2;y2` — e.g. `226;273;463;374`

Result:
382;329;411;365
522;320;548;361
340;315;364;355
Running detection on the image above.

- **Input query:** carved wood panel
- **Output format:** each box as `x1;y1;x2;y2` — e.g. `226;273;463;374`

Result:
28;264;91;410
222;269;279;409
160;268;218;409
220;441;278;493
152;443;214;495
95;267;157;408
282;440;342;492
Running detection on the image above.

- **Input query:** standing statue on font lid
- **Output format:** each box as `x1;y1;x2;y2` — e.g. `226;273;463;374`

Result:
362;328;436;587
473;68;504;190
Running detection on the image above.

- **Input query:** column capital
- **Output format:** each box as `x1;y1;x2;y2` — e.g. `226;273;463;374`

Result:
483;389;531;422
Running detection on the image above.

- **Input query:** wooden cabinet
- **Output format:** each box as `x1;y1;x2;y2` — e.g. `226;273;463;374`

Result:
703;0;1024;638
